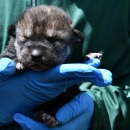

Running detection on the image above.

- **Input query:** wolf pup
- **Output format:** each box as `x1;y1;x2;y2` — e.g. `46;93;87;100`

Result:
0;5;84;71
0;5;101;127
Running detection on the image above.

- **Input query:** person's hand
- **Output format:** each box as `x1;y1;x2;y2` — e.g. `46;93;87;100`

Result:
0;58;112;126
14;92;94;130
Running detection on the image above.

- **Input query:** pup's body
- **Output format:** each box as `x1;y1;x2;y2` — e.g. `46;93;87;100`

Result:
0;5;101;127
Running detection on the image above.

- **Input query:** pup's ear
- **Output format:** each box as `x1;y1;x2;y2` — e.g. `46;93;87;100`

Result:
7;24;16;38
72;29;84;43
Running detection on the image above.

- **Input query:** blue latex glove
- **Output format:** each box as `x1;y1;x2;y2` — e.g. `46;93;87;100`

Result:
0;58;112;127
14;92;94;130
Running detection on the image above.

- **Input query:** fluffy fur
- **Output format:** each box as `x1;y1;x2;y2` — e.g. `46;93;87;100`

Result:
0;5;101;127
0;5;84;71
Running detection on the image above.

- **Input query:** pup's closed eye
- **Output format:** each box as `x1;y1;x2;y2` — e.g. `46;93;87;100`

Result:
47;37;58;43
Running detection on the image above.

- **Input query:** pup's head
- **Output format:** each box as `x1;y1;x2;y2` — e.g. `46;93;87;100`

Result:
8;5;84;71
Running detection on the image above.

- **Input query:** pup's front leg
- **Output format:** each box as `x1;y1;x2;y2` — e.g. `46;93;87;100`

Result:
16;62;24;70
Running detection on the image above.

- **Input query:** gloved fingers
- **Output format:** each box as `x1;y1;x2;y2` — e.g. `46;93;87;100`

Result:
54;68;112;87
97;68;112;86
0;58;16;80
33;63;112;83
84;58;101;68
73;68;112;86
34;64;98;82
56;92;94;124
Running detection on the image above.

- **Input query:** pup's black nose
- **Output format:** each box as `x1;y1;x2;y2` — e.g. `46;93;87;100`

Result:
31;50;42;61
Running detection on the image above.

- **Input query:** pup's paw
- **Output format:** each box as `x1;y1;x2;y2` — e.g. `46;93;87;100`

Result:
81;53;102;62
32;111;58;127
41;112;58;127
16;62;24;70
86;53;102;59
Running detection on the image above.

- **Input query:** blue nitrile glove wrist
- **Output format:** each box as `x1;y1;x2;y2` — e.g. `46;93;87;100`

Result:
0;58;112;126
14;92;94;130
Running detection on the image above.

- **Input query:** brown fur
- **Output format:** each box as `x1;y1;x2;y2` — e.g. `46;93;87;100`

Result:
0;5;84;71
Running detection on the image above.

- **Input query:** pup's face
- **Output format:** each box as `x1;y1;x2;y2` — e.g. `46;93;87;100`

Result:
8;5;84;71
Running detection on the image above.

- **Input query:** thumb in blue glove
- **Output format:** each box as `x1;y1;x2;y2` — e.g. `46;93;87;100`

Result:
0;58;16;80
14;92;94;130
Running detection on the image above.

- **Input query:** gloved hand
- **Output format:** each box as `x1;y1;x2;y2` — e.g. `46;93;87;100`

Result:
0;58;112;127
14;92;94;130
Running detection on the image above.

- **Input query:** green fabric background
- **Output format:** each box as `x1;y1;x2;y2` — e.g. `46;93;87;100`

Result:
0;0;130;130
